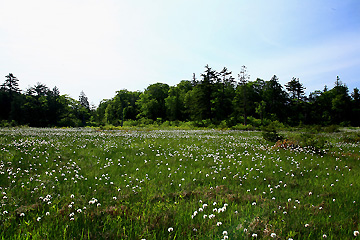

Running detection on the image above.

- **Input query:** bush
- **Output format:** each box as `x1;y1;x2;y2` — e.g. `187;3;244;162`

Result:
341;132;360;143
262;124;283;142
231;124;255;131
323;125;340;133
217;120;228;129
247;116;262;127
295;133;327;151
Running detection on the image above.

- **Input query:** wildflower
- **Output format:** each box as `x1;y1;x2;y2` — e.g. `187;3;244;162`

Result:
252;233;258;238
223;231;228;235
168;227;173;232
37;217;41;222
217;222;222;226
322;234;327;238
252;202;256;206
223;236;229;239
354;231;359;237
70;194;74;198
20;213;25;217
270;233;276;238
305;223;309;227
46;212;50;216
77;209;82;213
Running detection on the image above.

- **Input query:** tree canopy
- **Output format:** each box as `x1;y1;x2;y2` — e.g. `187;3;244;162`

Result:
1;68;359;128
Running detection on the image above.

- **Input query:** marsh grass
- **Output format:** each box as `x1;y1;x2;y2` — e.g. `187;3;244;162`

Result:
0;128;359;239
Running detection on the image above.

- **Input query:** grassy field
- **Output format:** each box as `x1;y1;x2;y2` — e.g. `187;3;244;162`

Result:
0;128;359;239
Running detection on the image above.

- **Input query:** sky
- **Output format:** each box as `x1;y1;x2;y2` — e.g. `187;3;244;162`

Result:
1;0;360;105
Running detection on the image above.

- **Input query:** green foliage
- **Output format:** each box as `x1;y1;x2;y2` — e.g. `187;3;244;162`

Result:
231;123;255;130
137;83;169;120
340;132;360;143
323;124;340;133
262;123;284;142
303;125;340;133
1;69;360;128
295;133;328;152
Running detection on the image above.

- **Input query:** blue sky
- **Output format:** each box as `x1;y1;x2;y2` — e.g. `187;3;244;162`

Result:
1;0;359;105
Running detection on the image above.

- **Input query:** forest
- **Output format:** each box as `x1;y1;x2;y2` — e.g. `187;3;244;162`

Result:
1;65;359;128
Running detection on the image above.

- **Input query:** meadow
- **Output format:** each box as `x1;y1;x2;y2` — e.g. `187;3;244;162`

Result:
0;128;359;239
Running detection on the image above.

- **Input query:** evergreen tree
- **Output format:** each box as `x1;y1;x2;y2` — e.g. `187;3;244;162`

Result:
237;65;250;125
78;91;91;126
199;65;219;120
351;88;360;126
285;77;306;125
263;75;289;121
213;67;235;122
285;77;305;100
1;73;21;97
79;91;90;110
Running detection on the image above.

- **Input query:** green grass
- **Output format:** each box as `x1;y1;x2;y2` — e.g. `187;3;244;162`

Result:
0;128;359;239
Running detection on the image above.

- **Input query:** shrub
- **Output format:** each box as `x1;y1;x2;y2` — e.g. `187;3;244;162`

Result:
247;116;262;127
323;125;340;133
262;124;283;142
231;123;255;131
295;133;327;151
217;120;229;129
341;132;360;143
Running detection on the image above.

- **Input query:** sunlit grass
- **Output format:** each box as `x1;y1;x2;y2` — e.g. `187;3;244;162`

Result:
0;128;359;239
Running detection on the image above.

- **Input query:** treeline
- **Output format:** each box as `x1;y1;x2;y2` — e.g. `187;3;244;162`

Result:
0;73;92;127
1;65;360;128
